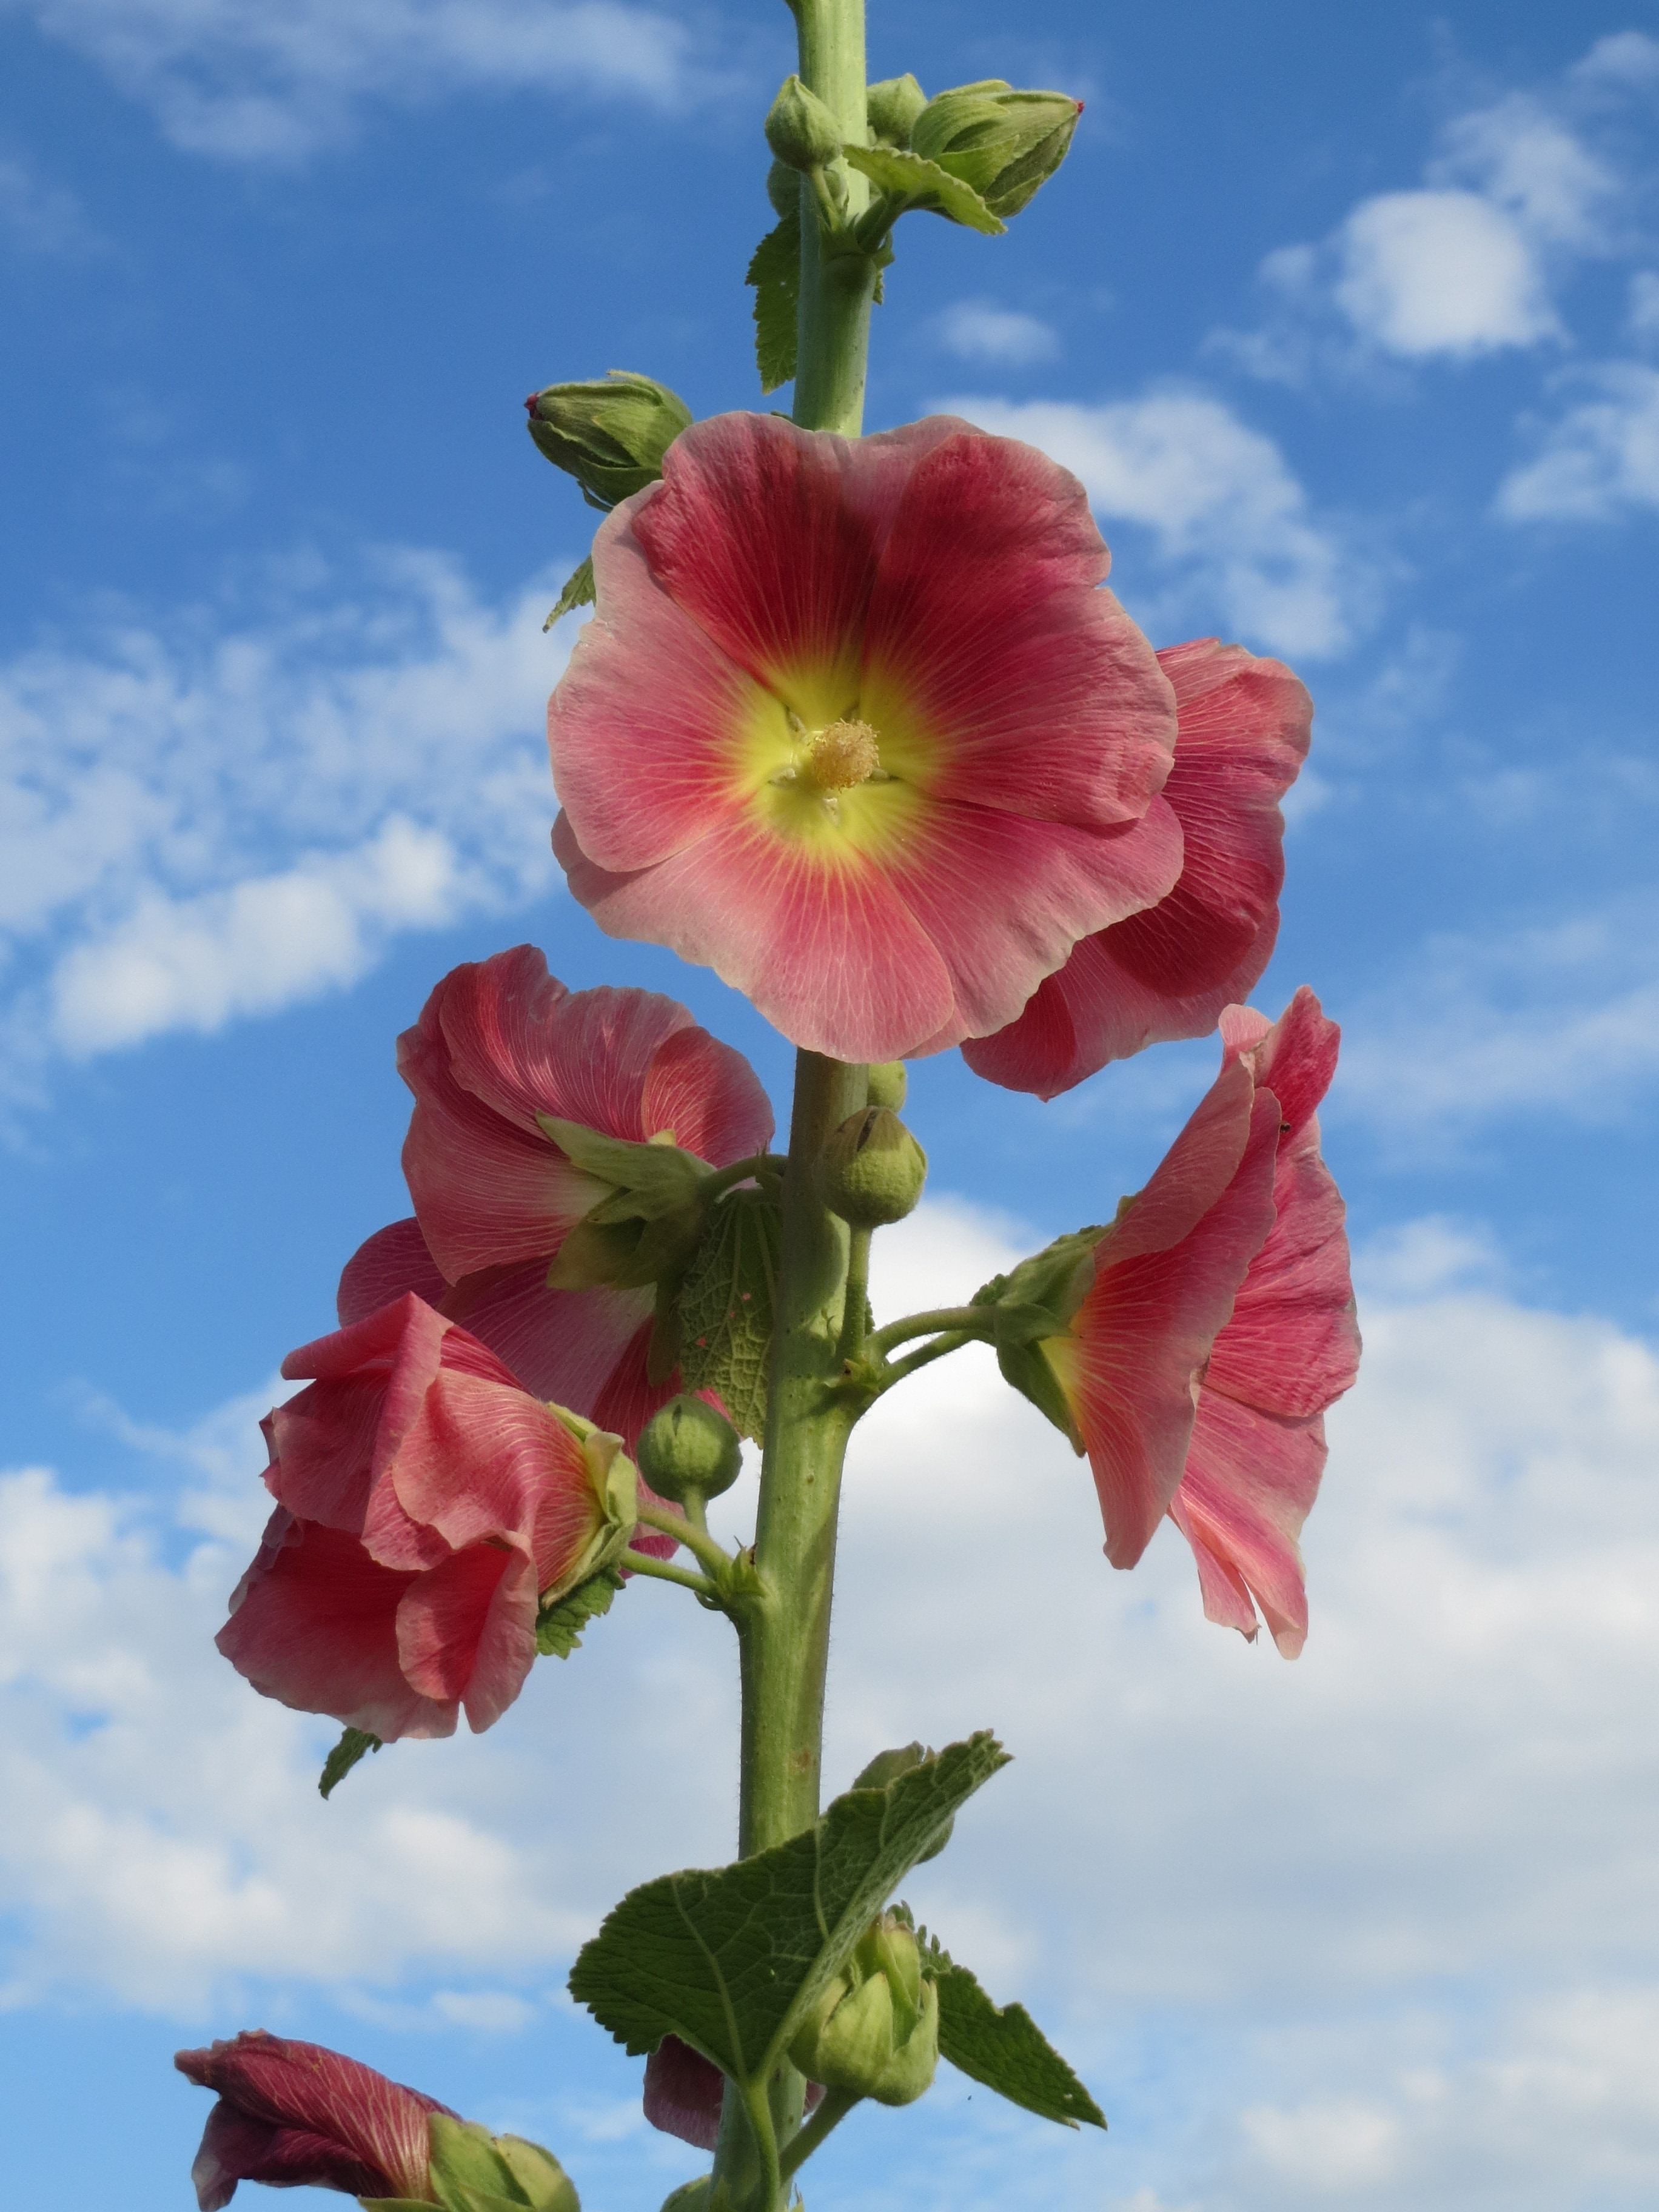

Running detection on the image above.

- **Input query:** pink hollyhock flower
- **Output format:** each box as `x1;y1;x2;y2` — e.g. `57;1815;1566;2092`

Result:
964;638;1312;1098
642;2034;824;2152
548;411;1185;1062
217;1294;638;1738
175;2031;451;2207
1167;990;1360;1655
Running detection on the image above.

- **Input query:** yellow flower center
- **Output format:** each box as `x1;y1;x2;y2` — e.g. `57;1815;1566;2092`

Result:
798;717;883;793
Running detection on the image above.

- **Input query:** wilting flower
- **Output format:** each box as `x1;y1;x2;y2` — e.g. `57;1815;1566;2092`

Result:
548;411;1184;1062
340;946;772;1476
217;1295;637;1738
174;2032;450;2207
1168;991;1359;1654
964;638;1311;1098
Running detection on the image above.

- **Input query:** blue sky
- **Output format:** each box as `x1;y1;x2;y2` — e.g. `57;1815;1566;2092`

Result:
2;2;1658;2207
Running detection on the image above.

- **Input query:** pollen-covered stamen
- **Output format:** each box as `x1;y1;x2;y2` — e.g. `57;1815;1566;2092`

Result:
799;718;883;793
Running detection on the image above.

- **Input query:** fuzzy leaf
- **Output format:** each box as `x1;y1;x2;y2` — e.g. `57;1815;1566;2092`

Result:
319;1726;381;1800
543;555;595;632
536;1566;625;1658
842;143;1005;235
747;210;800;394
919;1934;1105;2130
568;1734;1009;2088
675;1189;780;1442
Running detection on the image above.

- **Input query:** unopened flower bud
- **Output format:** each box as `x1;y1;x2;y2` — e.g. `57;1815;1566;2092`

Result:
817;1108;927;1228
766;158;800;219
852;1741;951;1860
525;370;692;511
866;73;928;149
865;1060;907;1110
910;80;1082;217
788;1915;939;2106
636;1393;742;1504
765;73;845;172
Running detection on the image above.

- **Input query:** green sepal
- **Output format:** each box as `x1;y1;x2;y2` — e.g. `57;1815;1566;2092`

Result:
425;2115;580;2212
537;1565;625;1657
909;81;1081;219
994;1339;1083;1452
319;1725;381;1800
746;210;800;395
568;1734;1008;2092
526;370;691;510
842;143;1005;236
917;1931;1105;2131
675;1187;780;1442
851;1743;951;1862
972;1227;1104;1329
543;555;595;632
536;1120;712;1223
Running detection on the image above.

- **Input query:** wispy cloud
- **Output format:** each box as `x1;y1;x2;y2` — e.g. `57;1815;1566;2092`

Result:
0;148;101;255
933;298;1060;367
10;0;725;163
1496;362;1659;521
937;389;1367;659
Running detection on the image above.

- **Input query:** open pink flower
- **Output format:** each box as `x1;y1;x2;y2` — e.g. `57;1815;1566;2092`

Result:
175;2032;451;2208
548;411;1184;1062
965;638;1312;1098
217;1294;637;1738
1168;990;1360;1655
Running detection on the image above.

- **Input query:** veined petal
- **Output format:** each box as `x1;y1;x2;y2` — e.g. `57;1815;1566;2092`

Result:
643;2036;726;2151
1171;1396;1328;1657
440;1262;654;1421
337;1218;447;1326
395;1541;539;1731
378;1367;602;1565
640;1021;775;1164
426;943;575;1133
189;2104;386;2210
1222;983;1340;1142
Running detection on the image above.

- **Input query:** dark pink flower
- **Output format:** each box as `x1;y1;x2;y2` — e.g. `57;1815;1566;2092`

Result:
217;1295;638;1738
964;638;1312;1098
548;412;1184;1062
1168;990;1360;1655
174;2031;451;2208
642;2034;824;2153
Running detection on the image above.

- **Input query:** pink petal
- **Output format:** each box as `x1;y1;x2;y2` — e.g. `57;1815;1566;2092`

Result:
1222;984;1339;1142
337;1218;448;1326
439;1263;655;1424
1101;1056;1259;1264
860;430;1176;830
395;1541;540;1731
424;943;574;1134
1171;1393;1330;1658
639;1021;775;1165
215;1509;456;1740
643;2034;726;2150
175;2033;448;2204
187;2104;387;2208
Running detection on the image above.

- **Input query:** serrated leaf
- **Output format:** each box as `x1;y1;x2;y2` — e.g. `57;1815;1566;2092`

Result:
319;1725;381;1800
746;210;800;394
536;1566;625;1658
842;143;1005;235
568;1734;1009;2090
919;1934;1105;2130
543;554;595;632
675;1188;780;1443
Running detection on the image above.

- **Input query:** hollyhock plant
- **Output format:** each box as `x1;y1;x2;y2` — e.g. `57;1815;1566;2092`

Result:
1168;991;1361;1655
548;409;1187;1062
175;2033;451;2207
217;1295;639;1738
964;638;1312;1099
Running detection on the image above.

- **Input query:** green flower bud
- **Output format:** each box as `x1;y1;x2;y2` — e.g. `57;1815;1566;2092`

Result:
788;1915;939;2106
817;1108;927;1228
851;1742;952;1862
765;158;800;219
421;2114;580;2212
865;1060;908;1110
525;370;692;512
635;1392;743;1504
910;79;1082;218
765;73;845;172
866;73;928;149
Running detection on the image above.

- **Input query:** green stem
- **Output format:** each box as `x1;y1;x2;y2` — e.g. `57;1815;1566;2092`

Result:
778;2088;859;2179
703;1151;788;1201
635;1500;734;1581
791;0;875;437
867;1304;991;1356
879;1327;975;1387
619;1548;718;1600
836;1224;873;1365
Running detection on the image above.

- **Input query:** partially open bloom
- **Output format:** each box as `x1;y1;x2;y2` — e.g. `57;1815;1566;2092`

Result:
965;638;1311;1098
175;2031;450;2207
217;1295;637;1738
549;411;1184;1062
1168;991;1360;1654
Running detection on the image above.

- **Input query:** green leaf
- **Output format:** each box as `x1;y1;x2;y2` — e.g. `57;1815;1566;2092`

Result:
537;1566;625;1658
319;1726;381;1800
568;1734;1009;2090
746;210;800;394
919;1932;1105;2130
675;1188;780;1442
543;554;595;632
841;144;1005;235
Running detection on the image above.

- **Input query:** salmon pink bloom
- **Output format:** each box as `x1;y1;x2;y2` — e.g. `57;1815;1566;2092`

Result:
965;638;1312;1098
217;1295;638;1738
175;2031;451;2207
1168;990;1360;1655
548;412;1185;1062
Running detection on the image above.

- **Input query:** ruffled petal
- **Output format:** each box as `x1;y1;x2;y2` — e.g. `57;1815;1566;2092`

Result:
1171;1395;1328;1657
395;1541;538;1731
188;2104;386;2209
1223;983;1341;1143
640;1022;775;1165
380;1367;603;1570
337;1218;448;1326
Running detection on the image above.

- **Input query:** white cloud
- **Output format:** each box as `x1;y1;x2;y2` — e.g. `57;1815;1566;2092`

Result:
1334;190;1558;360
1629;272;1659;341
1570;30;1659;94
0;148;99;255
0;548;568;1070
7;0;715;162
938;390;1360;660
1496;362;1659;520
934;299;1060;367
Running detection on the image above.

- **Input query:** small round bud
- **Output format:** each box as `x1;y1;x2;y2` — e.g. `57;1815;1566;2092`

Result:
817;1108;927;1228
766;158;799;219
866;73;928;149
765;73;844;172
910;80;1082;218
525;371;692;511
865;1060;907;1110
787;1915;939;2106
635;1393;742;1504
